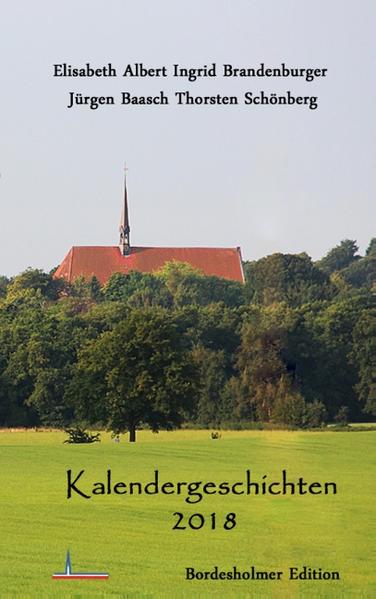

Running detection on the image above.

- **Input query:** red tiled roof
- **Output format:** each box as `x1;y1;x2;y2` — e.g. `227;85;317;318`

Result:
54;246;244;284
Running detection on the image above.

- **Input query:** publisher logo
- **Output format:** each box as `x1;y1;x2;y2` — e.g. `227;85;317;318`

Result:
52;550;109;580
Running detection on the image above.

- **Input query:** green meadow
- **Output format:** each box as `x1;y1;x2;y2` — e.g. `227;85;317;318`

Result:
0;429;375;598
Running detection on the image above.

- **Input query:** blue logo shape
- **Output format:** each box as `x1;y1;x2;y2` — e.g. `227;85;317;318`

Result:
52;550;109;580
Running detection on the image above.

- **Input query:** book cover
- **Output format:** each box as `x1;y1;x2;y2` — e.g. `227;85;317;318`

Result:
0;1;375;597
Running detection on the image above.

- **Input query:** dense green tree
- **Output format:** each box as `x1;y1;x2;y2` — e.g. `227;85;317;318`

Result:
351;309;376;416
316;239;360;274
69;275;103;302
340;256;376;289
366;238;376;257
0;288;51;425
156;261;244;308
6;268;66;301
304;400;327;428
0;276;9;298
233;304;299;420
334;406;349;425
271;376;307;427
300;293;372;418
69;308;198;441
244;253;333;306
190;303;242;355
102;271;172;307
219;376;250;422
2;303;86;426
191;345;226;425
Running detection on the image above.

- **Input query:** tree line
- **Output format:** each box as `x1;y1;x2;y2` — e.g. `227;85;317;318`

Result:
0;238;375;440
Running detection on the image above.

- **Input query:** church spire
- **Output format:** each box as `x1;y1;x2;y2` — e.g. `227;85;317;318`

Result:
119;164;131;255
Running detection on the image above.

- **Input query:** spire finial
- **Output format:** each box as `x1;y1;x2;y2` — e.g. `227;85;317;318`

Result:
119;163;131;255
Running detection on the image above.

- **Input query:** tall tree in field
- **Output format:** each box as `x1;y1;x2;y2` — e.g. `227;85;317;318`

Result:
69;308;198;441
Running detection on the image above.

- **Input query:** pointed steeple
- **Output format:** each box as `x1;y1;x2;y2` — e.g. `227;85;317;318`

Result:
119;165;131;255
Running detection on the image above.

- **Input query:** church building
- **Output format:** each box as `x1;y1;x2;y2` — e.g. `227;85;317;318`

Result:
54;172;244;284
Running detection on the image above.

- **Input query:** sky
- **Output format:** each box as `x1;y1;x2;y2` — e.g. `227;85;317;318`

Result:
0;0;375;277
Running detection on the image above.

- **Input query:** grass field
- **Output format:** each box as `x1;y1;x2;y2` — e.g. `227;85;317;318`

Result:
0;429;375;598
